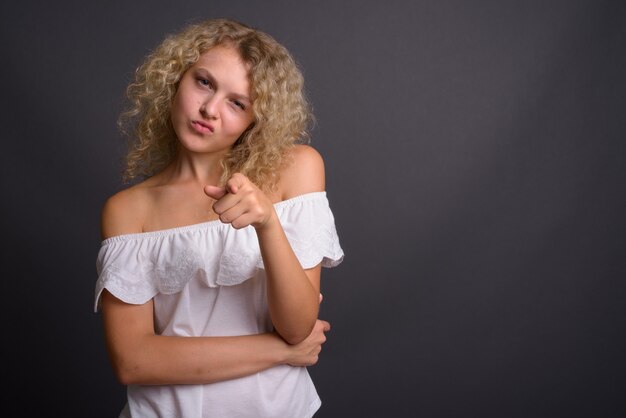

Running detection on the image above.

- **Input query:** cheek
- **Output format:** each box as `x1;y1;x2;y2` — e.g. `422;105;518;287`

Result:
170;93;195;130
222;113;249;134
237;112;255;132
238;119;255;136
170;91;184;116
172;83;197;112
169;102;179;124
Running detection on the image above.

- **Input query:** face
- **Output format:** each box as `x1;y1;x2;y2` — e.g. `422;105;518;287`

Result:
170;45;254;156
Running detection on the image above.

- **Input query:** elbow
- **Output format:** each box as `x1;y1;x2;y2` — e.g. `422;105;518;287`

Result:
109;355;147;386
106;335;158;385
112;363;139;386
115;366;152;386
283;334;307;345
114;370;133;386
280;322;316;345
272;304;319;345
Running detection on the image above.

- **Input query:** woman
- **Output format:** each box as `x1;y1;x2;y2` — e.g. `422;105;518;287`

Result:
94;18;344;417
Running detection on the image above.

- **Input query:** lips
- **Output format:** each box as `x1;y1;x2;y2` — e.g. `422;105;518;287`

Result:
191;120;214;134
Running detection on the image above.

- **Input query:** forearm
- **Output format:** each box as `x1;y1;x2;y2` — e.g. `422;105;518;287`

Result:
111;332;288;386
256;212;320;344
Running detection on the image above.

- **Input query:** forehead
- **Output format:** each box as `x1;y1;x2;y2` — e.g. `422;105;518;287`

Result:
193;45;249;75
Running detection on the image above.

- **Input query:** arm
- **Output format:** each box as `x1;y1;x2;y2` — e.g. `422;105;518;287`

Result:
101;290;330;385
256;219;322;345
204;145;326;344
99;182;330;386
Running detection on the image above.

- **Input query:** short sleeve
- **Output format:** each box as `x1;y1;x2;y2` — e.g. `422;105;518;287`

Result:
270;192;344;269
94;238;160;312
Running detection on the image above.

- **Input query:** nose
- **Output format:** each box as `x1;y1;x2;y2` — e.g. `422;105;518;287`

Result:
200;95;219;120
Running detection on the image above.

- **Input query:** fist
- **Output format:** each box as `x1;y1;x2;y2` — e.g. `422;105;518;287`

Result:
285;319;331;367
204;173;276;230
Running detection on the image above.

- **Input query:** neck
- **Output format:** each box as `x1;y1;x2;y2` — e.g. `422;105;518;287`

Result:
164;149;227;186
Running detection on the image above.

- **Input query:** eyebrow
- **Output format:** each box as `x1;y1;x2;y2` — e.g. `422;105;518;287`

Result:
194;68;251;103
231;92;251;103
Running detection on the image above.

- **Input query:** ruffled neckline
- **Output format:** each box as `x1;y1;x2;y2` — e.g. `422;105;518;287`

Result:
94;190;343;310
101;191;328;245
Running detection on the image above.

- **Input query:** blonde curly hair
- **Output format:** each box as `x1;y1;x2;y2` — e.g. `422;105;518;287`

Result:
119;18;313;190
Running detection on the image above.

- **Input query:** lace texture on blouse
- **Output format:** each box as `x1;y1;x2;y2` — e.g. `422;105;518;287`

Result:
94;191;343;311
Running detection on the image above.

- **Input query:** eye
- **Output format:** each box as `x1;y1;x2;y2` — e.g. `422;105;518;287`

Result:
232;100;246;111
197;77;213;89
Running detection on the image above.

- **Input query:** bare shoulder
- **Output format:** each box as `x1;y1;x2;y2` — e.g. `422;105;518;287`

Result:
100;183;151;240
279;144;326;200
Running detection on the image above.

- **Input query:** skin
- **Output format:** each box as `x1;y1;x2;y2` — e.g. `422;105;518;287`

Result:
100;45;330;386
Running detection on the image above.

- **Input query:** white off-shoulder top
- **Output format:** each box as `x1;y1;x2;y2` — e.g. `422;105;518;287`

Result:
94;191;344;418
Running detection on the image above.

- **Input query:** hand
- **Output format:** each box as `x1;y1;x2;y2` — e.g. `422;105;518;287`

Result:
284;319;331;367
204;173;276;230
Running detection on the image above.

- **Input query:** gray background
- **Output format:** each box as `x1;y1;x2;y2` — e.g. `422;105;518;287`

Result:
2;0;625;417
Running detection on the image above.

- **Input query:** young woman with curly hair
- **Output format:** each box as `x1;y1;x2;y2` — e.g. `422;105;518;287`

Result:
94;18;344;418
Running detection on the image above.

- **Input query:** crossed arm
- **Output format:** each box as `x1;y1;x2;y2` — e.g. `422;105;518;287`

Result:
100;291;329;385
100;145;330;386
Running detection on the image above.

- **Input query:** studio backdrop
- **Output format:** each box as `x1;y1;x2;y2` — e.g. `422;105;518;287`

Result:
1;1;624;417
